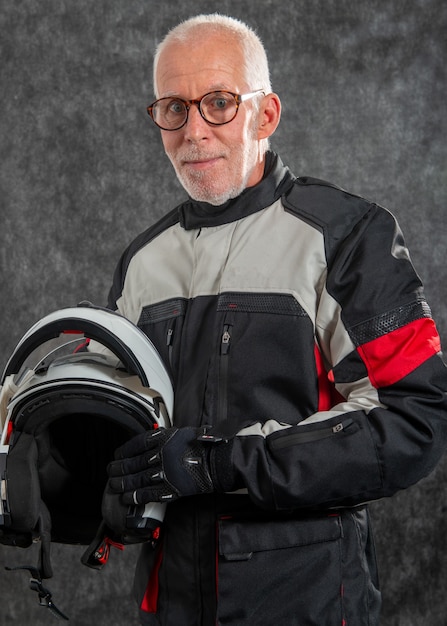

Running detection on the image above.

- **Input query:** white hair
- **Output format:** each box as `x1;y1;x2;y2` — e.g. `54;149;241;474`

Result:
153;14;272;97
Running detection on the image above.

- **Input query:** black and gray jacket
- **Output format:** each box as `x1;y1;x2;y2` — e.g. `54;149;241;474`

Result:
107;152;447;625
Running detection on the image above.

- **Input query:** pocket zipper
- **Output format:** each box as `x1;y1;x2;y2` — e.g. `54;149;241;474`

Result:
270;419;354;450
166;320;176;367
218;324;232;421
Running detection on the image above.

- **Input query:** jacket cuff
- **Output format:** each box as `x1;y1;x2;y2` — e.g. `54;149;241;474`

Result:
209;440;242;492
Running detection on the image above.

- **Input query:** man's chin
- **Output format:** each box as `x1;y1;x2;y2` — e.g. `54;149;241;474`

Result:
190;190;239;206
178;176;239;206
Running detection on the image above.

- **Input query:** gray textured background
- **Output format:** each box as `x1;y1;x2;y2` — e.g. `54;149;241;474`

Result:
1;1;446;624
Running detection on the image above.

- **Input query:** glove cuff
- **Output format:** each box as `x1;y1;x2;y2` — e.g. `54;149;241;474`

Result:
209;440;241;492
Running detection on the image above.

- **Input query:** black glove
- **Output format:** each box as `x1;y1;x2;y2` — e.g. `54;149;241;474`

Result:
107;426;235;504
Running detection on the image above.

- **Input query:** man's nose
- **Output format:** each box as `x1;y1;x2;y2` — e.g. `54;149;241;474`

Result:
183;104;210;141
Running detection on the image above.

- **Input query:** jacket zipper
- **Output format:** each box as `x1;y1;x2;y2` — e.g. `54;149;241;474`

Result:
166;319;177;368
270;418;354;450
218;323;232;422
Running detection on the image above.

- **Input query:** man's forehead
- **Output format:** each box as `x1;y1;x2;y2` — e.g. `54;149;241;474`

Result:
159;83;234;98
155;36;246;97
157;32;242;67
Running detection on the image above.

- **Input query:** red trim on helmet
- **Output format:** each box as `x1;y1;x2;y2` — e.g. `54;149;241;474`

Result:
73;338;91;353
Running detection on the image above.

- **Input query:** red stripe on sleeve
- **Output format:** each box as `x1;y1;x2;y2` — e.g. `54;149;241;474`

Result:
357;317;441;388
314;344;346;409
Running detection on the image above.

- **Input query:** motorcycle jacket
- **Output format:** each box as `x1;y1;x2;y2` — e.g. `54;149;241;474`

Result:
107;152;447;625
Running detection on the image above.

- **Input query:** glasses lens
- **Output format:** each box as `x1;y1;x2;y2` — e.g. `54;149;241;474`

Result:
201;92;238;125
153;98;187;130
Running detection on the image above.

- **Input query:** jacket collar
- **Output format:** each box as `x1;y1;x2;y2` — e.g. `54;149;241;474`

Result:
178;152;295;230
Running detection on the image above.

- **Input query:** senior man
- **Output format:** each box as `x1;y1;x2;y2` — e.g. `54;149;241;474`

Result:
107;13;447;626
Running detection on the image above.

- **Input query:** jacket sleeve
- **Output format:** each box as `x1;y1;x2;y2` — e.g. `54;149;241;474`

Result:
214;203;447;510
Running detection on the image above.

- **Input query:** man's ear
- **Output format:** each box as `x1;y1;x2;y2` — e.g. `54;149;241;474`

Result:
257;93;281;140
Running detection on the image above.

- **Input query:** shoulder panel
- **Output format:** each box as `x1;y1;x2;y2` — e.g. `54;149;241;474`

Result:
283;178;374;265
107;207;180;309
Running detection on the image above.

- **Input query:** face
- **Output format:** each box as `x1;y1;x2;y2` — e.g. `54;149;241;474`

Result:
155;33;266;205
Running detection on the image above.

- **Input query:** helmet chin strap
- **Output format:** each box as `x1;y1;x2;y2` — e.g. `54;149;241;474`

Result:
5;564;69;621
5;502;69;621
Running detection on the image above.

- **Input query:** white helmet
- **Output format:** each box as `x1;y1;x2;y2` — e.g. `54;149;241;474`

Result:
0;303;173;592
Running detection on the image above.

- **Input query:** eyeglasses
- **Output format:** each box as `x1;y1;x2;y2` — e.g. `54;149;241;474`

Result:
147;90;265;131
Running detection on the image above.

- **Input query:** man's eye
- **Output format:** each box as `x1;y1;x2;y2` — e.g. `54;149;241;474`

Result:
212;97;230;109
168;101;185;115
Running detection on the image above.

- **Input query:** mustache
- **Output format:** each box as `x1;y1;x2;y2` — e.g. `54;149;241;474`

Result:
178;149;225;162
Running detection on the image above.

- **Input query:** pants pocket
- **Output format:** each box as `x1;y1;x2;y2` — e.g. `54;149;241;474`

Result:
216;513;344;626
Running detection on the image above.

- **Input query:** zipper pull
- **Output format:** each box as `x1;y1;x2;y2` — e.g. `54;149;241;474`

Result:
166;322;176;367
221;327;231;355
166;327;174;347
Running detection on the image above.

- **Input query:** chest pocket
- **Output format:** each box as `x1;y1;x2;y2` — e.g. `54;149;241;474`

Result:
207;292;319;428
137;298;187;382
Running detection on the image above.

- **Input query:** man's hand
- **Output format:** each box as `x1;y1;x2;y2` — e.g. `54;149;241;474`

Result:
107;427;219;504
